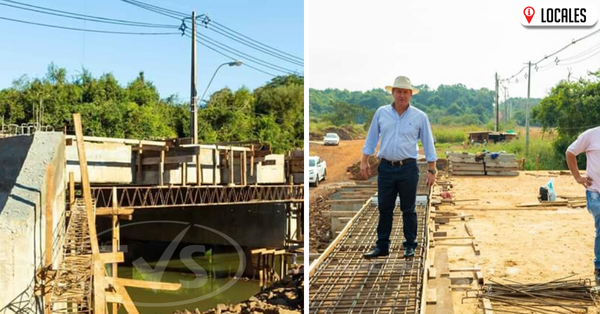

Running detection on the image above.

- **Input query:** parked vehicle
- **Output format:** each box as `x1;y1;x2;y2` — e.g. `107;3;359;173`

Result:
323;133;340;146
309;156;327;187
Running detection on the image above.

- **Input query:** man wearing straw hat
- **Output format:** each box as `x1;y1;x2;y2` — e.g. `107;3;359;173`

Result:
566;126;600;284
361;75;437;258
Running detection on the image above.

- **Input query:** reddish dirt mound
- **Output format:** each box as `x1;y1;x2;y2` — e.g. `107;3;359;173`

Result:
309;189;336;253
347;158;380;180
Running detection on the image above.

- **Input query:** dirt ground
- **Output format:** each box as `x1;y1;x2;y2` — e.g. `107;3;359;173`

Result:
309;139;598;312
445;172;596;313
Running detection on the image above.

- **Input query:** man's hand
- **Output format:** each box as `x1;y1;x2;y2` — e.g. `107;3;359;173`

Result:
575;175;593;189
360;160;371;179
426;171;436;188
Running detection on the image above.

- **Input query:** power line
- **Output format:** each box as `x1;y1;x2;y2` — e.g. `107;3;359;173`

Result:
212;20;303;62
503;28;600;83
196;31;299;75
534;28;600;65
121;0;303;65
207;24;303;67
0;15;180;35
0;0;178;28
121;0;187;19
183;32;277;77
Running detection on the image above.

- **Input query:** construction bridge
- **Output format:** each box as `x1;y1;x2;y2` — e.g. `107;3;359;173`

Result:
309;163;431;314
0;113;304;314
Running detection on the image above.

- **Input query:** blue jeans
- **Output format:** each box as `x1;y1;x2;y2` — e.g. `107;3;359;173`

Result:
376;161;419;251
586;190;600;269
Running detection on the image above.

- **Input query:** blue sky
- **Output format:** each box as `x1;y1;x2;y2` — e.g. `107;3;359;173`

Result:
0;0;304;102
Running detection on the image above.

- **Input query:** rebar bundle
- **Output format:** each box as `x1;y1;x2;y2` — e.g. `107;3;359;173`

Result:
470;276;600;314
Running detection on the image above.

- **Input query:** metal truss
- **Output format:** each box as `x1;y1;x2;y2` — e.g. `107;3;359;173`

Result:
91;185;304;209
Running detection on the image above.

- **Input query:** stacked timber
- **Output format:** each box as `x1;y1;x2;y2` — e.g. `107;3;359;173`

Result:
447;152;519;176
483;154;519;176
447;152;485;176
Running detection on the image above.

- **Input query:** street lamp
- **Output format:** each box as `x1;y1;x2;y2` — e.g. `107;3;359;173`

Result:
199;61;243;106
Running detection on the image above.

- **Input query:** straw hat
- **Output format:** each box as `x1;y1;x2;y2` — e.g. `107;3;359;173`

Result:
385;76;419;95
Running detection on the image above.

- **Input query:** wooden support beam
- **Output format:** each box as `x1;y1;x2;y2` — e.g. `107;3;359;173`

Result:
65;134;166;147
181;162;187;186
242;151;247;186
229;147;234;185
212;149;217;185
73;113;106;314
112;283;140;314
196;147;202;186
111;186;120;314
96;208;135;216
250;145;254;176
159;150;165;186
105;292;124;304
106;277;181;291
482;298;494;314
43;165;54;314
99;252;124;264
118;215;133;221
136;143;143;183
69;172;75;210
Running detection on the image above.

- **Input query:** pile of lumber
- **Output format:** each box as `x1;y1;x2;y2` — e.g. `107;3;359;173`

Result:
517;195;587;208
447;152;518;176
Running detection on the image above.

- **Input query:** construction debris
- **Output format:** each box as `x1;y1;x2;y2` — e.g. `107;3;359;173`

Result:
470;277;599;314
175;269;304;314
447;152;519;176
309;189;336;253
346;157;380;180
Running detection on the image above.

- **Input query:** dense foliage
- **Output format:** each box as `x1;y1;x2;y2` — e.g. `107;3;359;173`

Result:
310;84;541;127
0;64;303;153
532;72;600;168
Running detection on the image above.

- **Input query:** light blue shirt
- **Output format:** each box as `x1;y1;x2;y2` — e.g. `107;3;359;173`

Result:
362;103;437;162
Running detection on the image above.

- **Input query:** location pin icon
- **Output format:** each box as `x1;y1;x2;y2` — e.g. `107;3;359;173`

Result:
524;6;535;23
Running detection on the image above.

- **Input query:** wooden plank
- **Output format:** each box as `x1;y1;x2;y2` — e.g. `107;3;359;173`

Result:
99;252;124;264
111;186;120;314
65;134;166;147
136;143;143;182
112;282;140;314
105;277;181;291
465;223;473;237
426;288;437;304
326;199;368;204
69;172;75;210
472;241;481;255
142;155;194;165
159;150;165;186
43;165;53;314
105;292;123;304
229;147;234;185
96;208;135;216
197;147;202;186
181;162;187;186
212;148;217;186
428;267;437;279
482;298;494;314
434;236;475;241
73;113;106;314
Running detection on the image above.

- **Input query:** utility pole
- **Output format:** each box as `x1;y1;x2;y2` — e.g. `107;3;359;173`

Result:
495;72;499;132
503;86;508;124
525;61;531;156
190;11;198;144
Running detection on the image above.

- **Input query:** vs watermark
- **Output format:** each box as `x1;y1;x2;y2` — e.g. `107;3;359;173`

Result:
519;2;598;27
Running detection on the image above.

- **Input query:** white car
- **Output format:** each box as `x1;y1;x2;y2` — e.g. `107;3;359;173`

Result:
323;133;340;146
309;156;327;187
